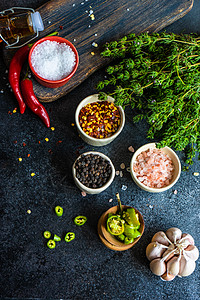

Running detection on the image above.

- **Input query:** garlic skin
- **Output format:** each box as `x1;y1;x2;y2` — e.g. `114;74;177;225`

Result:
166;228;182;244
146;242;167;261
146;228;199;281
178;255;196;277
150;258;166;276
161;272;176;281
151;231;171;246
184;245;199;261
167;255;181;276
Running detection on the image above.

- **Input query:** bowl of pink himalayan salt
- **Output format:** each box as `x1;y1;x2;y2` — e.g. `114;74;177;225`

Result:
130;143;181;193
29;36;79;88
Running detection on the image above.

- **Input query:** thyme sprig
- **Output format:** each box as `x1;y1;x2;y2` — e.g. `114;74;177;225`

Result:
97;32;200;168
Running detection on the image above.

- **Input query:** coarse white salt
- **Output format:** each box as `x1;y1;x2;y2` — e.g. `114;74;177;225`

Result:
31;40;76;81
133;148;174;188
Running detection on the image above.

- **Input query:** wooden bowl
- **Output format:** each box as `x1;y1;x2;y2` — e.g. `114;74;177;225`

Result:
98;205;145;251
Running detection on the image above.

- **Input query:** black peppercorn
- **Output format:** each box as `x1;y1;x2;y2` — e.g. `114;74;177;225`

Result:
74;154;112;188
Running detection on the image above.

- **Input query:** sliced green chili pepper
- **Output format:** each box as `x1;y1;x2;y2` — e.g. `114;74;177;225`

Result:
53;234;61;242
107;215;124;236
43;231;51;239
74;216;87;226
55;206;63;217
47;239;56;249
124;224;141;239
124;236;134;245
116;233;125;241
123;208;140;227
65;232;75;242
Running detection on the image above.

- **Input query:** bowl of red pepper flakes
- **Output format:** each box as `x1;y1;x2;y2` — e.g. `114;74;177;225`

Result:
75;94;125;146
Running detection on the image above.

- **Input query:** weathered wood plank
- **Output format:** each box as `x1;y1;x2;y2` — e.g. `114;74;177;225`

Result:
3;0;193;102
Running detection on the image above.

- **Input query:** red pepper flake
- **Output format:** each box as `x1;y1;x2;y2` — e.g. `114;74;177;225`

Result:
27;154;30;157
13;140;17;144
48;149;53;154
23;142;26;147
59;25;63;30
78;101;121;139
8;111;12;115
56;140;62;145
38;141;41;144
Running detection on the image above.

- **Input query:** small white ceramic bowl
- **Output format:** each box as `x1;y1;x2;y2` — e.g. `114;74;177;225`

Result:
130;143;181;193
75;94;125;146
72;151;115;194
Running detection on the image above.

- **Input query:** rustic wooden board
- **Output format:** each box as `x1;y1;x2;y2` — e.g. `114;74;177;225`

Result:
3;0;193;102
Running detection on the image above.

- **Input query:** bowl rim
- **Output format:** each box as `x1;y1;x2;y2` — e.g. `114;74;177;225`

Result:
28;36;79;84
75;94;125;143
72;151;115;192
130;142;181;192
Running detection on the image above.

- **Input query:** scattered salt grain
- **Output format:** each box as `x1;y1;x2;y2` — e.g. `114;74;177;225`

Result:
121;185;127;191
149;205;153;209
120;163;125;169
31;40;76;81
133;148;174;188
92;42;98;47
81;191;87;197
120;171;123;177
128;146;134;153
193;172;199;176
27;209;31;214
109;198;113;203
173;190;178;194
116;171;120;176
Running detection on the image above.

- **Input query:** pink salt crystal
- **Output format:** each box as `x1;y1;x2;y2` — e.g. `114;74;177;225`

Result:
81;191;87;197
133;148;174;188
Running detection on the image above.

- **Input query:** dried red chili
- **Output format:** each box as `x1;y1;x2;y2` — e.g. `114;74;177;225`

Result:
78;101;121;138
21;78;50;128
8;45;30;114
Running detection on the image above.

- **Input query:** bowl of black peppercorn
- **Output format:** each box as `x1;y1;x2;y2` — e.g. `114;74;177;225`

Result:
72;151;115;194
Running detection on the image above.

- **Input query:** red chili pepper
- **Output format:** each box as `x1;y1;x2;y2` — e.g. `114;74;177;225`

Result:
8;45;30;114
20;78;50;127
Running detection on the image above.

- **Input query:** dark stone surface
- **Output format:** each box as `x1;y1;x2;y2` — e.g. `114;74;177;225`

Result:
0;1;199;299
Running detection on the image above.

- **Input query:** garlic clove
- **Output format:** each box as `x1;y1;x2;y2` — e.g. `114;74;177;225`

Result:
146;241;167;261
178;233;195;246
166;227;182;244
161;272;176;281
150;258;166;276
184;245;199;261
178;255;196;277
167;256;180;276
162;249;175;262
151;231;171;246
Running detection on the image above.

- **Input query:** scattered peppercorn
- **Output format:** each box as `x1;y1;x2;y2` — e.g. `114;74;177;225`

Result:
79;101;121;139
74;153;112;188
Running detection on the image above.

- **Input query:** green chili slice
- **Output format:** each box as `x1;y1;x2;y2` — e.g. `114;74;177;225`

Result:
43;231;51;239
65;232;75;242
124;236;134;245
55;206;63;217
74;216;87;226
107;215;124;236
53;234;61;242
47;239;56;249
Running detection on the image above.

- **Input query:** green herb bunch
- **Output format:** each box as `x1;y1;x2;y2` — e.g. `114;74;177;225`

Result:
97;32;200;168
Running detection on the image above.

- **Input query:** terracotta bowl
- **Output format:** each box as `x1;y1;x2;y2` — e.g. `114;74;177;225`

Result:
130;143;181;193
75;94;125;146
28;36;79;88
98;205;145;251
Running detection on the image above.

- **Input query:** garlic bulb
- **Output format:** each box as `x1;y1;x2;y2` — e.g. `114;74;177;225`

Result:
146;228;199;281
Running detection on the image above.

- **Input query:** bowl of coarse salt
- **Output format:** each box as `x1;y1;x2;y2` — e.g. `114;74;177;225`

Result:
130;143;181;193
28;36;79;88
